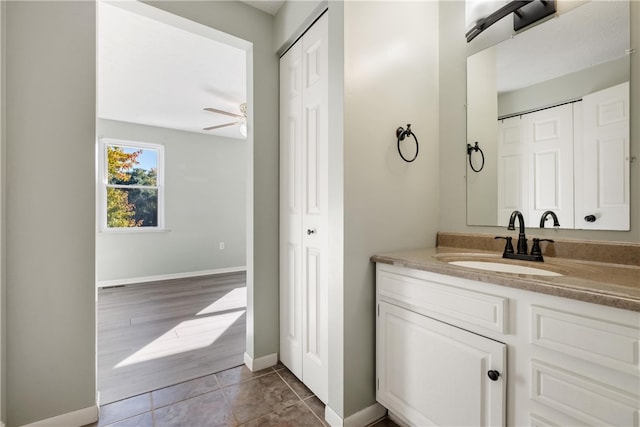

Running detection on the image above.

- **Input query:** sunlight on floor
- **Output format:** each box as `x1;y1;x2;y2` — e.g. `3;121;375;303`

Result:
115;287;247;368
197;286;247;316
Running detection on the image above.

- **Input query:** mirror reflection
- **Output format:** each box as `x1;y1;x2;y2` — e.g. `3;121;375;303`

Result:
466;1;630;231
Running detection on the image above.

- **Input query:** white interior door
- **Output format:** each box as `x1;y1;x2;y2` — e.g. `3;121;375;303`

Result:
300;12;328;403
279;39;303;377
279;12;328;404
497;116;527;226
577;81;630;230
377;302;506;427
525;104;574;228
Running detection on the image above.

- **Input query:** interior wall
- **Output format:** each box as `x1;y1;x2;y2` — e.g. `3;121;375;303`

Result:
439;0;640;243
273;0;325;54
342;1;440;417
145;0;279;361
5;2;96;426
0;0;5;423
96;119;247;284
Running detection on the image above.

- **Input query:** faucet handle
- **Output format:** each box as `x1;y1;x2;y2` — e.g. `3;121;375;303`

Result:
495;236;514;254
531;238;554;256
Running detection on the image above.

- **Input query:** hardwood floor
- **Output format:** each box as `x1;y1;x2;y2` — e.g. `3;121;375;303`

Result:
98;272;247;404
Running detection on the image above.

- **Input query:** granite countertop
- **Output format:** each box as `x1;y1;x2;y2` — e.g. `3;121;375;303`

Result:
372;246;640;312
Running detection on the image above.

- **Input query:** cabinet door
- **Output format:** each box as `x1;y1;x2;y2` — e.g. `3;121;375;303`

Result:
377;302;506;427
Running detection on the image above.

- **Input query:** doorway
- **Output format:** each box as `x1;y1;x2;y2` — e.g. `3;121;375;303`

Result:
96;0;252;404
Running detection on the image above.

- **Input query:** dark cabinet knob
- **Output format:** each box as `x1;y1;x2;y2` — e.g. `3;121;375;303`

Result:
584;215;597;222
307;229;316;235
487;370;500;381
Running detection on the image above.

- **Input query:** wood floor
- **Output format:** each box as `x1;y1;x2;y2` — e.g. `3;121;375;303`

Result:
98;272;246;404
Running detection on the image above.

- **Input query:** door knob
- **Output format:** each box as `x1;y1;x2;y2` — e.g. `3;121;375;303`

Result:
487;370;500;381
584;214;597;222
307;229;316;235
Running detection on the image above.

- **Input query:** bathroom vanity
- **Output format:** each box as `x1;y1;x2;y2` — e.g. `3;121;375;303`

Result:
373;238;639;427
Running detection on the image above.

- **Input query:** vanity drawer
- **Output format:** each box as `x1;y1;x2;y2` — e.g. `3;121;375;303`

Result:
376;265;508;334
531;305;640;375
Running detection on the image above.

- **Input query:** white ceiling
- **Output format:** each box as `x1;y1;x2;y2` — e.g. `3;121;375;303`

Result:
98;1;247;139
496;1;629;94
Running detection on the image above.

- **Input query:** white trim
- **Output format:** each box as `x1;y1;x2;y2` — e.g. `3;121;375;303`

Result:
20;405;98;427
243;352;277;372
325;405;343;427
96;266;246;288
324;403;387;427
344;403;387;427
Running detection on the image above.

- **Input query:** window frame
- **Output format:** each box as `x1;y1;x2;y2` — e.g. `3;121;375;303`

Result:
98;138;165;232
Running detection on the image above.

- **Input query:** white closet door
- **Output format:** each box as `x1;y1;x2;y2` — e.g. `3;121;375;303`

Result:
279;12;329;404
497;116;527;226
525;104;574;228
279;36;303;377
578;82;630;230
300;12;328;403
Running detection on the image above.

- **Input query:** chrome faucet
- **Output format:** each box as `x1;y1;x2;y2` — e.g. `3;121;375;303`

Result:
507;210;528;255
539;210;560;228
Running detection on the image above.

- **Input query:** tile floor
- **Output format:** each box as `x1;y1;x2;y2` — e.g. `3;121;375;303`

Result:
85;363;399;427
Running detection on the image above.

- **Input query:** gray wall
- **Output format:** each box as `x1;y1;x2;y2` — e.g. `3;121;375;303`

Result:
96;119;247;284
5;2;96;425
439;0;640;243
2;1;277;425
342;2;440;416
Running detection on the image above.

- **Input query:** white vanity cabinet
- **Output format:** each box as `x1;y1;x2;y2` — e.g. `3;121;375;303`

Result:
376;265;508;427
375;263;640;427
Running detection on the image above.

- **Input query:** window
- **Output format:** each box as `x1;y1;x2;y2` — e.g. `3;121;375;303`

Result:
99;139;164;231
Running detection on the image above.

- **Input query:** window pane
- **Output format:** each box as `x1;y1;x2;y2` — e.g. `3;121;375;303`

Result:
107;187;158;228
107;145;158;186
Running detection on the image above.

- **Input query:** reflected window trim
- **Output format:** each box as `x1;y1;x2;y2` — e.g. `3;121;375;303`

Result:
98;137;166;232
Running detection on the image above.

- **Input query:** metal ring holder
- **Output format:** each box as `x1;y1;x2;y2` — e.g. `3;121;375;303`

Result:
396;124;419;163
466;141;485;172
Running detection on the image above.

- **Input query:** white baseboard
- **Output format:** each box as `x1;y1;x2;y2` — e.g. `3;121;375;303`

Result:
243;352;278;372
96;266;247;288
325;405;343;427
20;405;98;427
325;403;387;427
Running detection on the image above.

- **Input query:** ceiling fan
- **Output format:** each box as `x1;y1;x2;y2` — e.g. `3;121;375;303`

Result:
203;102;247;137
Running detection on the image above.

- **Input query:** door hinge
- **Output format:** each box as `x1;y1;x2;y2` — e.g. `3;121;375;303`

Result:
377;304;379;317
377;377;379;390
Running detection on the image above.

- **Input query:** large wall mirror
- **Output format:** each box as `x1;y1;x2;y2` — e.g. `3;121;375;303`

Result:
466;1;631;231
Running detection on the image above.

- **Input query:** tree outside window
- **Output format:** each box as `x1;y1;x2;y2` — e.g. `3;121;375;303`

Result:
101;140;164;230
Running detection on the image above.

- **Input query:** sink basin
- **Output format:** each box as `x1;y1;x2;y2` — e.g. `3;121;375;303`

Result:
448;260;563;277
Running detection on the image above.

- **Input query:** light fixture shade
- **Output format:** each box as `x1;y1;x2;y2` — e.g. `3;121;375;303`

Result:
465;0;507;32
239;122;247;138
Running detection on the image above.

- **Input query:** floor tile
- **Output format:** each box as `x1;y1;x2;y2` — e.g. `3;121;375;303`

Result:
368;417;401;427
303;396;327;426
223;372;299;424
277;368;314;399
216;364;273;387
272;361;286;371
98;393;152;426
103;412;154;427
241;401;324;427
154;389;237;427
152;373;220;408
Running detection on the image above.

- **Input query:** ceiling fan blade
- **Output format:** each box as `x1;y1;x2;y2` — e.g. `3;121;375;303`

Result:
203;107;245;119
203;122;241;131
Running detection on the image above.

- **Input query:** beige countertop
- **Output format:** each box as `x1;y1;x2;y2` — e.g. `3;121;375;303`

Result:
372;246;640;312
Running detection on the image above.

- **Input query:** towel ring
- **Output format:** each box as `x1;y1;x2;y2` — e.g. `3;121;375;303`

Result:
467;141;485;172
396;124;419;163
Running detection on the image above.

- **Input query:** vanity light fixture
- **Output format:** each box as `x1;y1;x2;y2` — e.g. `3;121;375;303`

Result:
466;0;556;43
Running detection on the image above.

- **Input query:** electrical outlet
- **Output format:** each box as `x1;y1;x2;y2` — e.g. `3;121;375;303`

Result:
219;242;225;250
